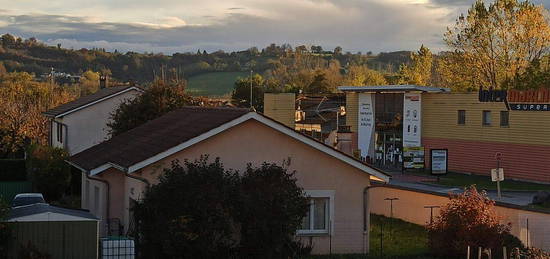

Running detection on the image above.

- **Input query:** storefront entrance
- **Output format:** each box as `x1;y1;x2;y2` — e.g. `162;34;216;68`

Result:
375;130;402;170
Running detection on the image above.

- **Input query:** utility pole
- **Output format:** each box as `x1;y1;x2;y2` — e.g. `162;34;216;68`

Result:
250;69;253;109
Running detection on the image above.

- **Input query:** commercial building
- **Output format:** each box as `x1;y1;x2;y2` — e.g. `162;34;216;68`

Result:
340;86;550;183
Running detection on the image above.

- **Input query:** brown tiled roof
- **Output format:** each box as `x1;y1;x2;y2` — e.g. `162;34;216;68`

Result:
68;107;251;171
44;85;143;117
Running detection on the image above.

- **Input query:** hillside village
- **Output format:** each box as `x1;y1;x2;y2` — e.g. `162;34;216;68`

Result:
1;0;550;258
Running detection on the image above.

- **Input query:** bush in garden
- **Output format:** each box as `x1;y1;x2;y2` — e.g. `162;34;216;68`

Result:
427;186;517;257
238;163;309;258
26;145;71;201
133;157;310;258
511;247;550;259
133;157;240;258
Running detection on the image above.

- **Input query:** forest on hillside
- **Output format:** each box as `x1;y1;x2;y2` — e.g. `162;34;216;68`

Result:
0;34;411;84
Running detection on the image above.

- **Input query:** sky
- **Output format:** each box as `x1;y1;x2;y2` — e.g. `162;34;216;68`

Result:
0;0;548;54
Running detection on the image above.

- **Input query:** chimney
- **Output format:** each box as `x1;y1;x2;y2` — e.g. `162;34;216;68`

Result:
99;75;108;89
336;125;353;155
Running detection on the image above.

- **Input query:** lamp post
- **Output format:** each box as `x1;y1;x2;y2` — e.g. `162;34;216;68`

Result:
424;205;440;225
384;197;399;242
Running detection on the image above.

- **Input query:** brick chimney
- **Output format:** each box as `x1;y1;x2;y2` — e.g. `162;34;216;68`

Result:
336;125;353;155
99;75;109;89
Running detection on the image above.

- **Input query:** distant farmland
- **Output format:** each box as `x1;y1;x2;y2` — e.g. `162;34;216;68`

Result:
187;72;248;97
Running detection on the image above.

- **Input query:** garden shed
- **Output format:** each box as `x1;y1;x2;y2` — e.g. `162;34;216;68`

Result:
6;203;99;258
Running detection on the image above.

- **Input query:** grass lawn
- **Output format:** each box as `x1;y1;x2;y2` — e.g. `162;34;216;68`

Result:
305;214;434;259
409;170;550;191
187;71;248;97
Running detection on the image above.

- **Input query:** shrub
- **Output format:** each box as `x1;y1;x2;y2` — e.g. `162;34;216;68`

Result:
133;157;240;258
133;157;310;258
26;145;71;201
238;163;309;258
427;186;515;257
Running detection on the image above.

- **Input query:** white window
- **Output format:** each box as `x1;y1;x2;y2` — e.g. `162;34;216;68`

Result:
298;190;334;235
56;122;63;143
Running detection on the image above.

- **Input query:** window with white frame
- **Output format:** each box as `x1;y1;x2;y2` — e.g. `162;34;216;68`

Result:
298;190;334;235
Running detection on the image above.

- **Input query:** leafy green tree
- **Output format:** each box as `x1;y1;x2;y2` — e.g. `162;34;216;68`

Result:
238;163;309;258
133;157;240;258
428;186;522;258
509;56;550;89
306;71;333;93
79;70;100;95
344;65;388;86
26;145;72;201
398;45;433;86
0;72;76;157
231;74;265;112
440;0;550;90
1;34;16;48
108;80;197;137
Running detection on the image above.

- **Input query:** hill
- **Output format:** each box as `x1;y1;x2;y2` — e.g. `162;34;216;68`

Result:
0;34;412;85
187;72;248;97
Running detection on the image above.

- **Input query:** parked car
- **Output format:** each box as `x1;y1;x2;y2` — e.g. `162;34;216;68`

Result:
11;193;46;207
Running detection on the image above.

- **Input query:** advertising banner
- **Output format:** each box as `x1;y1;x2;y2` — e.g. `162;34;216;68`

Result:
403;147;424;169
430;149;448;175
358;93;375;158
403;93;421;147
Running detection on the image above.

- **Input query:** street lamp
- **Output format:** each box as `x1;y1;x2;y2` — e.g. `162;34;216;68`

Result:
384;197;399;243
423;205;440;225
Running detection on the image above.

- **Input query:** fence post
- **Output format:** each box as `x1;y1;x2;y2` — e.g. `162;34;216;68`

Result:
488;248;491;259
502;247;506;259
467;246;470;259
478;247;482;259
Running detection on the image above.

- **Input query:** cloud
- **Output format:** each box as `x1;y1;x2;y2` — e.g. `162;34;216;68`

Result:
0;0;475;54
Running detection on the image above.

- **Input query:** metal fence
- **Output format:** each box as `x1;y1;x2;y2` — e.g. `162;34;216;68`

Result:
7;221;99;259
0;181;32;202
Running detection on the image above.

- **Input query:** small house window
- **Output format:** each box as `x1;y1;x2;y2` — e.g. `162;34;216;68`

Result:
457;110;466;125
56;122;63;143
482;111;491;126
299;197;330;235
500;111;509;127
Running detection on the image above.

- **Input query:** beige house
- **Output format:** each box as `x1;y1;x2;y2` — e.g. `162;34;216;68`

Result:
67;107;389;254
44;85;143;156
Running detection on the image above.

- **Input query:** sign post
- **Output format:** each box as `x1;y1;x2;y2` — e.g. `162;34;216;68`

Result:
430;149;448;176
492;153;504;199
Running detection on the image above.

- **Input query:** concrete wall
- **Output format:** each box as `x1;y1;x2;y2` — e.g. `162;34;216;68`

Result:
369;185;550;251
58;89;140;156
98;119;375;254
263;93;296;129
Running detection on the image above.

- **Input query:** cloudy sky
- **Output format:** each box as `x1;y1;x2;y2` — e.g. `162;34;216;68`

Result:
0;0;548;54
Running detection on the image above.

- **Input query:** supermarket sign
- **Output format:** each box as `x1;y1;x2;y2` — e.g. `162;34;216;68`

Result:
479;88;550;111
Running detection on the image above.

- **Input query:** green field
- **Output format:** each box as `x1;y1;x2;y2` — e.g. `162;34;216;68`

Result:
306;214;433;259
187;72;248;97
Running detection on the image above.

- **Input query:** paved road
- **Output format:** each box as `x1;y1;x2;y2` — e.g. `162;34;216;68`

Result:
388;177;536;206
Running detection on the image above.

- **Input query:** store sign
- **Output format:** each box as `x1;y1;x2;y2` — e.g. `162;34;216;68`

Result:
430;149;448;175
358;93;375;158
479;88;550;111
403;147;424;169
403;93;421;147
